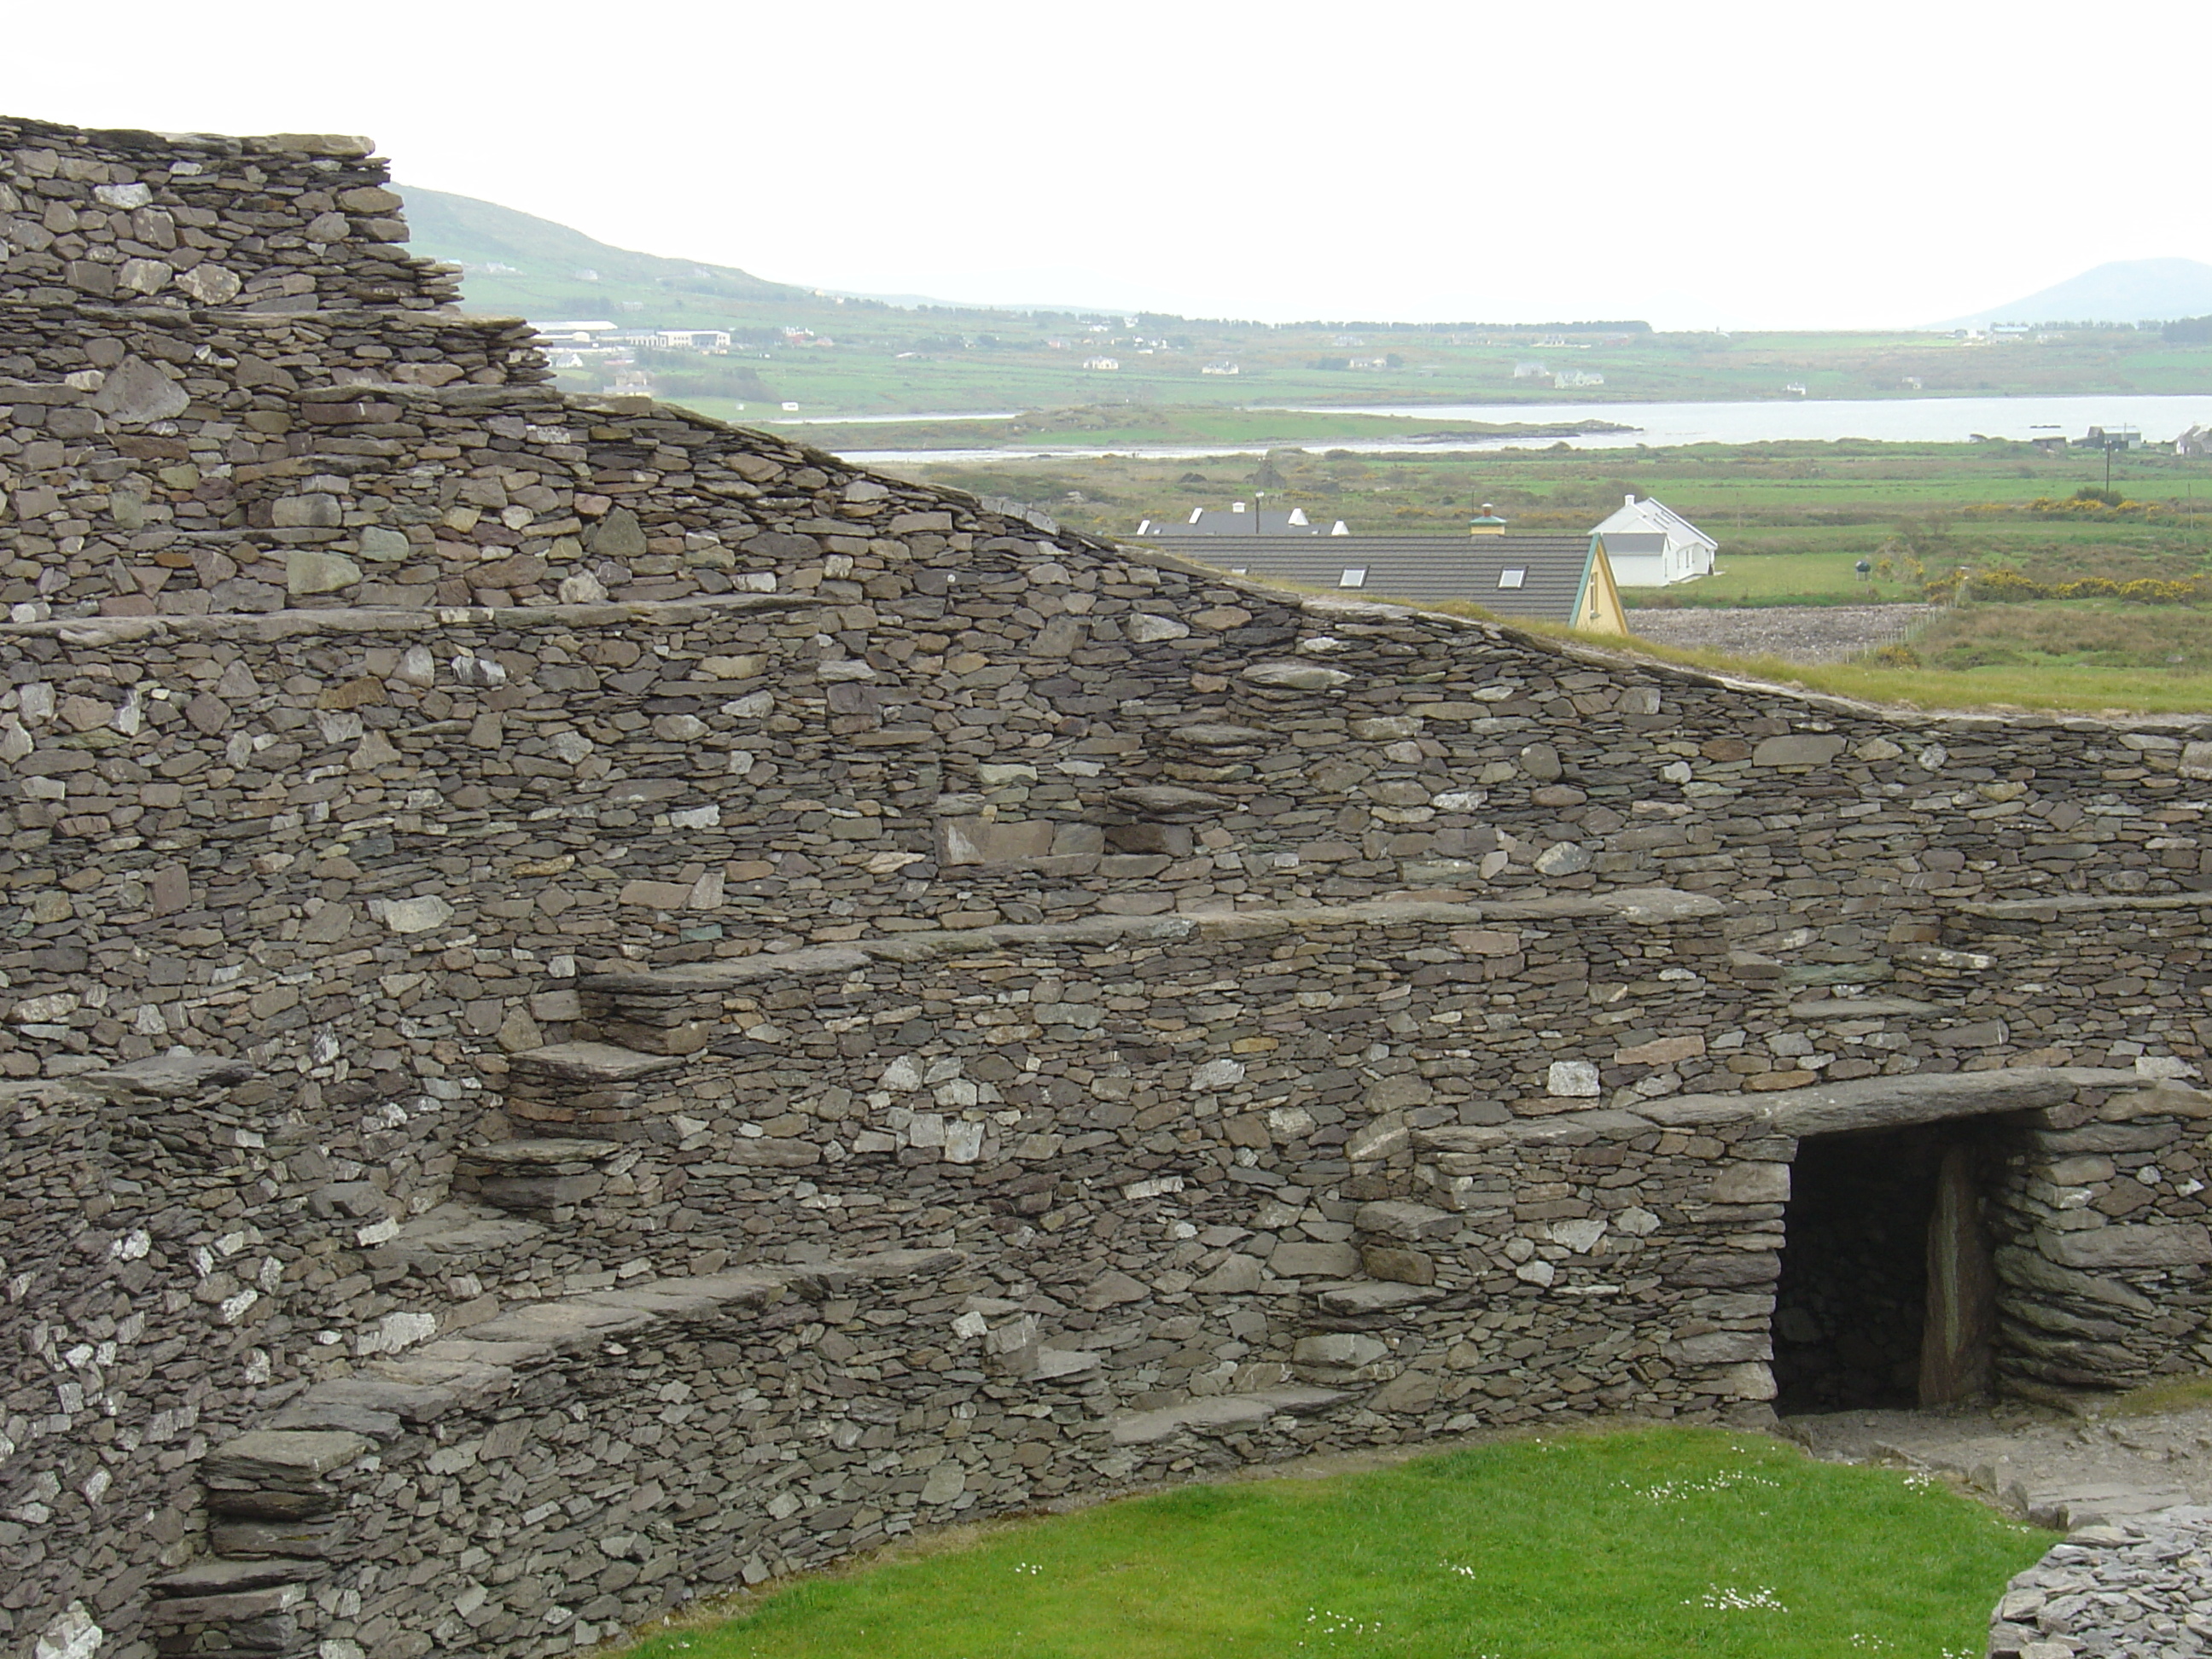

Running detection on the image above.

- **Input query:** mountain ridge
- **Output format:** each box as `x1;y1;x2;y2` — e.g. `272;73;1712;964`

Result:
1934;258;2212;329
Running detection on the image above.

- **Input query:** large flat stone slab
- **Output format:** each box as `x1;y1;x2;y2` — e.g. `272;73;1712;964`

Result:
507;1041;684;1082
1111;1386;1350;1445
1639;1068;2139;1137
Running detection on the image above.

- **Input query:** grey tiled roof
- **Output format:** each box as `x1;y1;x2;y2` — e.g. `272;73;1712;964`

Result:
1138;533;1598;625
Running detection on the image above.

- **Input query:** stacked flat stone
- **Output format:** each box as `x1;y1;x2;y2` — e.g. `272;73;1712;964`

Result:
10;110;2212;1659
1988;1507;2212;1657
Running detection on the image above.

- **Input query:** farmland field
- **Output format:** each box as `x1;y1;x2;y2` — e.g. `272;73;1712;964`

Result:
888;437;2212;713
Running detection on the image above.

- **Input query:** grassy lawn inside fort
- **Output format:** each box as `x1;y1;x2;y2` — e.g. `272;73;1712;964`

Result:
617;1429;2050;1659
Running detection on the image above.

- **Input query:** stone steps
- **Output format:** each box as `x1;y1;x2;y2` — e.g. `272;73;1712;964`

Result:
162;1245;968;1658
453;1137;622;1214
502;1039;684;1138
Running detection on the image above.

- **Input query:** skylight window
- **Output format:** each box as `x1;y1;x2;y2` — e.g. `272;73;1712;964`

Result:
1338;568;1368;588
1498;568;1527;589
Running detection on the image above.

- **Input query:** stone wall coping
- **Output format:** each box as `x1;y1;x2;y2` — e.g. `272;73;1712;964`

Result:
0;114;372;157
1638;1067;2139;1137
577;889;1729;997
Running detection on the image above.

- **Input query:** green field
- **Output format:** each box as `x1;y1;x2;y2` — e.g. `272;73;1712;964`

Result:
907;435;2212;570
614;1429;2047;1659
576;329;2212;424
895;437;2212;713
401;189;2212;420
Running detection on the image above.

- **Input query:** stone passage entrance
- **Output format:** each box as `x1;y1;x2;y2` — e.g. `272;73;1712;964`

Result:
1772;1122;2000;1413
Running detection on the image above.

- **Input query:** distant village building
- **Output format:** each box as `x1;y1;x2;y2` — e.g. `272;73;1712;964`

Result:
1136;504;1347;536
1084;357;1120;371
1131;509;1627;633
652;329;732;352
1512;361;1547;379
2177;425;2212;457
1590;494;1716;587
1552;370;1605;389
528;320;619;346
1202;361;1240;375
602;329;733;352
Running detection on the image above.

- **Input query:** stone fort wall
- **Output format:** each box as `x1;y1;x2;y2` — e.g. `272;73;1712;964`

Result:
5;116;2212;1659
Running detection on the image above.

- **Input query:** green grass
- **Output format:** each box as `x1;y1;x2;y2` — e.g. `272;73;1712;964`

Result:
1629;551;1924;608
614;1429;2049;1659
2106;1374;2212;1416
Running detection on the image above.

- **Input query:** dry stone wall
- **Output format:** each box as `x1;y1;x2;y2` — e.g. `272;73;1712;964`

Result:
0;117;456;313
5;115;2212;1659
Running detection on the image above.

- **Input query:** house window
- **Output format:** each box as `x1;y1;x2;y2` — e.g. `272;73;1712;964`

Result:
1498;568;1527;589
1338;568;1367;588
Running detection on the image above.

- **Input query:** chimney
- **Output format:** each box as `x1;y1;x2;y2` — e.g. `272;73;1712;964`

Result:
1624;492;1636;507
1470;502;1507;537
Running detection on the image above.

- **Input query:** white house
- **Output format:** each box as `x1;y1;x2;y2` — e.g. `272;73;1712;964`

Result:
1590;494;1716;586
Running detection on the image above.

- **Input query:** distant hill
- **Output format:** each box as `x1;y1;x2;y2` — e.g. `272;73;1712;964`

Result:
394;185;809;320
1936;258;2212;329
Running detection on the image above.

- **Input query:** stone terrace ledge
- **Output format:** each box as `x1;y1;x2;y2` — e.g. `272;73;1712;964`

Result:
1953;894;2212;920
577;888;1728;996
0;592;813;648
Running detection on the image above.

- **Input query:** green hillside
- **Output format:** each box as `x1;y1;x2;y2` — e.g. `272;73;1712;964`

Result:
394;185;809;322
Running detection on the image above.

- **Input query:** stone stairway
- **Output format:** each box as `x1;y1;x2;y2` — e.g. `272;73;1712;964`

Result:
154;1247;967;1659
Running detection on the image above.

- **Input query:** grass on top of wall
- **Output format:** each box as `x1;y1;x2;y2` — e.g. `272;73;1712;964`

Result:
614;1428;2050;1659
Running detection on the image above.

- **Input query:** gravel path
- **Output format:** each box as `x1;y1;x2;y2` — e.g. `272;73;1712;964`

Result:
1783;1404;2212;1530
1627;603;1936;665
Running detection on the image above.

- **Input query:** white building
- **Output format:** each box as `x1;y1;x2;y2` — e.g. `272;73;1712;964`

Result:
1590;494;1716;586
1084;357;1121;371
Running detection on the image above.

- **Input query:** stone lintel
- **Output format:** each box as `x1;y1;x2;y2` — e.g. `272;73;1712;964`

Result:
1639;1068;2138;1138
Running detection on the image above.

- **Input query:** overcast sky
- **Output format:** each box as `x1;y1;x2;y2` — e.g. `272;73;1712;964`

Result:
9;0;2208;329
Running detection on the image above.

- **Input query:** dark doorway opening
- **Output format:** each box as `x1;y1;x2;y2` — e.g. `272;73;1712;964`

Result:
1772;1121;2000;1414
